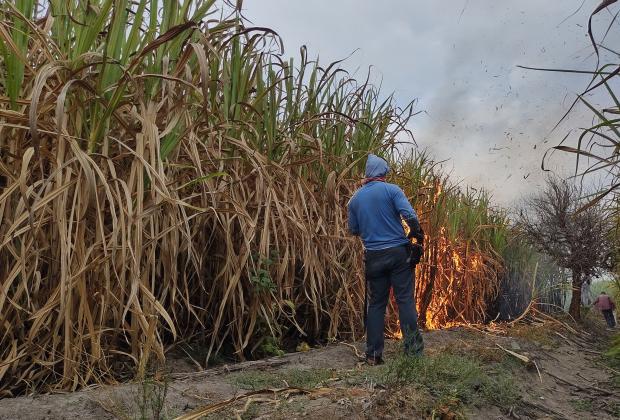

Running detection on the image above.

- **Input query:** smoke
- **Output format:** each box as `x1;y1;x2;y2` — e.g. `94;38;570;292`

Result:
245;0;620;205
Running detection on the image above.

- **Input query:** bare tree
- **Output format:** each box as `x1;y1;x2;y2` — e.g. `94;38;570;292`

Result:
519;176;611;319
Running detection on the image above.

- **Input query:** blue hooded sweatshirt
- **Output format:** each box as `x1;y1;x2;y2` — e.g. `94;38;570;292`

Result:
347;154;419;250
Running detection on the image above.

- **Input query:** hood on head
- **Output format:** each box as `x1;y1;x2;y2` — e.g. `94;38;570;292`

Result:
365;154;389;178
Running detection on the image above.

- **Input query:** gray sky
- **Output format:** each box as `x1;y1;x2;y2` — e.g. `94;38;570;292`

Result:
244;1;619;205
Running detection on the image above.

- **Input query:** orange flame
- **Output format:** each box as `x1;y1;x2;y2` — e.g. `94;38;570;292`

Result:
386;216;499;337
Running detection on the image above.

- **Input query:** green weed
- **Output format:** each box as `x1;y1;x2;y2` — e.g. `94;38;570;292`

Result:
370;353;519;408
259;336;285;357
604;332;620;389
134;375;170;420
570;398;594;412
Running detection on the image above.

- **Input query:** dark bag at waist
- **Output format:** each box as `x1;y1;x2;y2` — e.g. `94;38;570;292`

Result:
409;243;423;267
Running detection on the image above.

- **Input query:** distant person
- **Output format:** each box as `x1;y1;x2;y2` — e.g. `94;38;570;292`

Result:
593;291;616;328
347;154;425;365
581;276;592;306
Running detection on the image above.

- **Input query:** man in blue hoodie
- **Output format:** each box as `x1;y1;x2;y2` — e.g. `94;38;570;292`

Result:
348;154;424;364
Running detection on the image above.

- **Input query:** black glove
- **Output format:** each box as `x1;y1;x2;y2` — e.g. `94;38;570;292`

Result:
405;217;424;240
414;228;425;245
406;217;424;245
409;243;424;267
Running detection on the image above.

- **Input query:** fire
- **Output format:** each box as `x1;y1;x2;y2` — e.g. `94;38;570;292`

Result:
470;254;483;271
384;222;499;337
391;327;403;340
452;252;462;270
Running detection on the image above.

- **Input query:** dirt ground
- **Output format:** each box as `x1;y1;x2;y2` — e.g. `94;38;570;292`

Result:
0;313;618;420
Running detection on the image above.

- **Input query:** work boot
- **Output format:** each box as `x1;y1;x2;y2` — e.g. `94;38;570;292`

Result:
365;355;384;366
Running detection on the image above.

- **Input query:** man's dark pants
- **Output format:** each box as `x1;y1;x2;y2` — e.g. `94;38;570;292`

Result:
365;244;423;358
602;309;616;328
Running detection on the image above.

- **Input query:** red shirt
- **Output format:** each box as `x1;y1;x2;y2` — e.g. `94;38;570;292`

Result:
594;295;616;311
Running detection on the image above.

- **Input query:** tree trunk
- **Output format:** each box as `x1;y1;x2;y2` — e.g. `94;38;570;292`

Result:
568;269;582;319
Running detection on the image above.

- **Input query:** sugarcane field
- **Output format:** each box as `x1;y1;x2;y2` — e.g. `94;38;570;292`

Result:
1;1;620;419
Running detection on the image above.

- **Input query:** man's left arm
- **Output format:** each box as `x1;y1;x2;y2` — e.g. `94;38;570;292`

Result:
392;187;423;243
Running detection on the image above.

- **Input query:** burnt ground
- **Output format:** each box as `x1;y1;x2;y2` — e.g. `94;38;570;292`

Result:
0;312;618;420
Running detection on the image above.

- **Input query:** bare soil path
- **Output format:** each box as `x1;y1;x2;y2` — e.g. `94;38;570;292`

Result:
1;315;618;419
